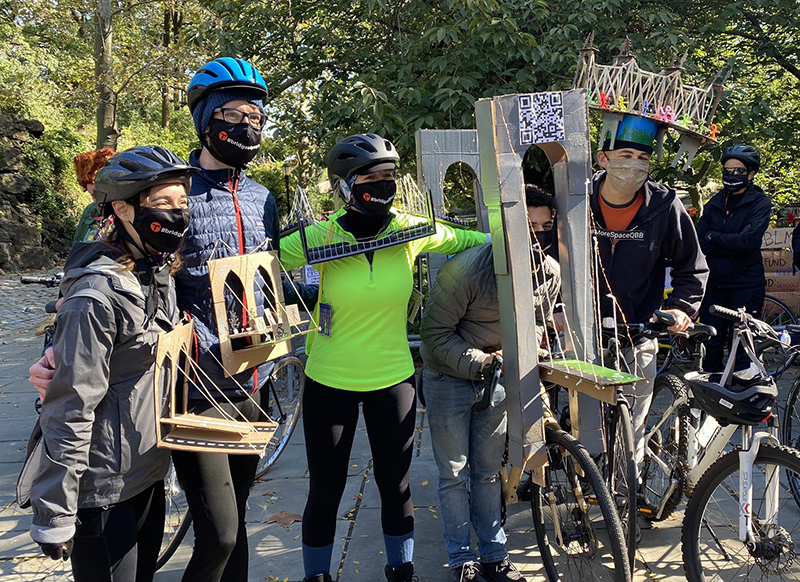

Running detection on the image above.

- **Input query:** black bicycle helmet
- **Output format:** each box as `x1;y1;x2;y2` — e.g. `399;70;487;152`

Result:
327;133;400;187
721;145;760;173
686;371;778;426
93;146;198;205
187;57;268;114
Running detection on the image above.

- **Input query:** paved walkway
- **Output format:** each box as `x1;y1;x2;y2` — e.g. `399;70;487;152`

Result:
0;271;782;581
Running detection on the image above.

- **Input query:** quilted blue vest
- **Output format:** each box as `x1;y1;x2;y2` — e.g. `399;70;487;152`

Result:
175;150;281;398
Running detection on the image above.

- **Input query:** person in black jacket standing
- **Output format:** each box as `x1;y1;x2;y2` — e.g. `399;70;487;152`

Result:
696;145;771;372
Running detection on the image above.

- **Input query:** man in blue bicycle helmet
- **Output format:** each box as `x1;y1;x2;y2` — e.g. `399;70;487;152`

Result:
176;57;316;582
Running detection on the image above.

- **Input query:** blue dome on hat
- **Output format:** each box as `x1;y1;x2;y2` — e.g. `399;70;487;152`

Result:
603;114;659;154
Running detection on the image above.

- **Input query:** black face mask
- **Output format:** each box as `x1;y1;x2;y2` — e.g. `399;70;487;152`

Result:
205;118;262;168
132;207;190;254
351;180;397;217
722;174;750;194
532;229;554;251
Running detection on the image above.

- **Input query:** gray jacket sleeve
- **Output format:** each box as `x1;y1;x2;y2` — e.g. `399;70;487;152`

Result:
31;289;116;531
420;259;490;380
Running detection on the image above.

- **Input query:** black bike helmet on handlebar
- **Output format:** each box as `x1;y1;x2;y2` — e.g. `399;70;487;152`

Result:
685;370;778;426
327;133;400;189
721;145;760;174
93;146;198;206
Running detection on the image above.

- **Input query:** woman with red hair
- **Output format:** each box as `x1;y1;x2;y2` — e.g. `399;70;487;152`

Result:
72;147;115;242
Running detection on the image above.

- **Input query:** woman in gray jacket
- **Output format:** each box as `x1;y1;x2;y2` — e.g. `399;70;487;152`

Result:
26;146;196;582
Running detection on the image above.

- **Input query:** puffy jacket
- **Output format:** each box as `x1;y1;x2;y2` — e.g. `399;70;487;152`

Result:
420;243;560;380
175;150;317;398
696;183;771;289
280;208;488;391
30;242;176;540
591;172;708;323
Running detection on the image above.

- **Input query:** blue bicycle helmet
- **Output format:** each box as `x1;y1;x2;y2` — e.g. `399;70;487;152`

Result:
187;58;268;114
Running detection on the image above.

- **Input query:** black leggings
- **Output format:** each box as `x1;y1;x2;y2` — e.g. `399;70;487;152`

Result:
302;376;416;548
71;481;164;582
171;396;262;582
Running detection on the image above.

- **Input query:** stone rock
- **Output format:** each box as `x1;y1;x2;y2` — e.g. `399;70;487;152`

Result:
4;223;41;250
0;228;10;243
17;247;51;270
22;119;45;138
0;173;31;195
0;146;22;172
0;242;11;267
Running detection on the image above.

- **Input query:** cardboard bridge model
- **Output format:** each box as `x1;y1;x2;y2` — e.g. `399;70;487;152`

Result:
153;250;316;454
417;90;647;490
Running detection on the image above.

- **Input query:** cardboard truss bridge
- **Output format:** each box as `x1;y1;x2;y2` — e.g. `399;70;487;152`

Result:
153;321;279;454
207;250;315;377
573;39;728;169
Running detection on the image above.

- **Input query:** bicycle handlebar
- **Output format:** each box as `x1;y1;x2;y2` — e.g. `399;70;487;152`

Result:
709;304;748;323
20;273;63;288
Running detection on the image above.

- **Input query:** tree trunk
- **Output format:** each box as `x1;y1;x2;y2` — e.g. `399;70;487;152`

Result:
94;0;118;149
161;5;171;128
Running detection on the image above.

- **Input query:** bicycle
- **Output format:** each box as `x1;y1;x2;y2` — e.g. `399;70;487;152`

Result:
514;358;630;582
531;424;632;582
594;311;679;570
679;304;800;581
645;305;800;528
641;322;716;522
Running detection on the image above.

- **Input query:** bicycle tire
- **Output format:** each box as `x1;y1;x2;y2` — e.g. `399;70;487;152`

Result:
531;427;631;582
608;401;637;570
254;356;305;480
681;443;800;581
759;295;799;376
156;461;192;570
781;376;800;509
655;340;674;376
762;294;799;327
641;374;689;522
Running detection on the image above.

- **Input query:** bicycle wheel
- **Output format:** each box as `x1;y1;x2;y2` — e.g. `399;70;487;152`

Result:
531;427;631;582
682;443;800;581
641;374;689;521
254;356;305;479
156;461;192;570
608;401;637;570
762;294;799;327
759;295;799;377
781;376;800;508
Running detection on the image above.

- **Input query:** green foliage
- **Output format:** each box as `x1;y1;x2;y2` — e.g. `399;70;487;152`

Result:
20;128;89;232
118;107;198;161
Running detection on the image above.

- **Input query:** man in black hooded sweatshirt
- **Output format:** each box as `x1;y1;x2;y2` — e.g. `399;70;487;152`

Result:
696;145;772;372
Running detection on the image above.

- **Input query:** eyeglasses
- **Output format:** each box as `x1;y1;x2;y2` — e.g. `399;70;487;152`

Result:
723;167;748;176
213;108;267;129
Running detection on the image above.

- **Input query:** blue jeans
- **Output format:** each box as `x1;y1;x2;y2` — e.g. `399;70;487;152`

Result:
423;365;508;568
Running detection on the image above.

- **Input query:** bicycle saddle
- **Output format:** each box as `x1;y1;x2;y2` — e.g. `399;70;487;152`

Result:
686;323;716;338
685;371;778;426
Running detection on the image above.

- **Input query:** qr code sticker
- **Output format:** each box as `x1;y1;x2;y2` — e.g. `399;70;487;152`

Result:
518;93;565;145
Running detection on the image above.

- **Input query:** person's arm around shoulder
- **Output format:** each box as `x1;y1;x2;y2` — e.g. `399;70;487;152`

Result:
420;248;492;379
664;200;709;323
30;289;116;549
413;220;489;257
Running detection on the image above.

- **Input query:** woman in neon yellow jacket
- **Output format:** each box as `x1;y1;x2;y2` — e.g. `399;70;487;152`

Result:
280;134;488;582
